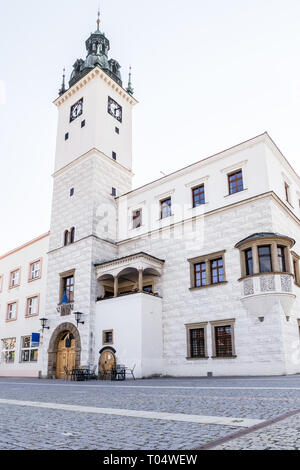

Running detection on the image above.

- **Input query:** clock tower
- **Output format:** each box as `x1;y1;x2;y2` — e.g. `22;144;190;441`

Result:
42;14;138;378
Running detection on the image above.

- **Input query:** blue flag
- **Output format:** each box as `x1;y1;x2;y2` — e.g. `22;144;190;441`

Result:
61;291;69;306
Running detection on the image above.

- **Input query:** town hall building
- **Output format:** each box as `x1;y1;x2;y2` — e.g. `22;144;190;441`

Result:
0;15;300;379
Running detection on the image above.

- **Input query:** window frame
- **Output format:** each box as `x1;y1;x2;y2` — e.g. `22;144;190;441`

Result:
9;268;21;289
20;336;38;363
160;197;172;219
1;337;16;364
102;329;114;345
59;269;75;306
192;184;205;208
185;323;208;360
132;208;143;229
188;251;227;290
25;295;40;318
211;319;236;359
6;301;18;322
258;245;273;274
28;258;42;282
228;169;244;195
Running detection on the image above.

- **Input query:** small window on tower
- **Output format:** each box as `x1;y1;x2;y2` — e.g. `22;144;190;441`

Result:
81;120;86;128
65;132;69;141
70;188;74;197
111;187;116;197
112;152;117;161
115;127;119;134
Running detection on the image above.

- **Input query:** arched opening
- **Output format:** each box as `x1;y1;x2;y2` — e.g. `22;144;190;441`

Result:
98;349;116;379
47;323;81;379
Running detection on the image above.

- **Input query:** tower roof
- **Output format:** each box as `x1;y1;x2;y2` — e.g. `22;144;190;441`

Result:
68;13;123;89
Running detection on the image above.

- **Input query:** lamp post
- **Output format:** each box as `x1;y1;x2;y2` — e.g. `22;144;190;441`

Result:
74;311;85;327
40;318;50;332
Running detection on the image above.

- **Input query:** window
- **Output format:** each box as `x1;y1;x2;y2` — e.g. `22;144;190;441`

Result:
258;245;272;273
285;182;290;204
70;188;74;197
228;170;243;195
244;249;253;276
211;319;236;358
7;302;17;321
81;120;86;128
292;252;300;286
186;323;208;360
160;198;172;219
194;263;206;287
112;187;116;197
64;230;69;246
70;227;75;244
192;185;205;207
112;151;117;161
132;209;142;229
0;275;3;293
62;274;74;304
65;132;69;141
26;296;39;317
188;251;226;289
215;326;233;357
9;269;20;288
103;330;113;345
20;336;38;363
211;258;224;284
143;285;153;293
115;127;119;134
1;338;16;363
277;246;286;273
29;260;41;281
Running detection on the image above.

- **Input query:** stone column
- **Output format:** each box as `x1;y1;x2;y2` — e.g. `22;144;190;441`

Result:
205;259;211;285
114;276;118;298
252;244;260;274
138;269;143;292
271;242;279;272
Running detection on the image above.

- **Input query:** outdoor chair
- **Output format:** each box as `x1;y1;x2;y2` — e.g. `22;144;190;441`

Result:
125;364;136;380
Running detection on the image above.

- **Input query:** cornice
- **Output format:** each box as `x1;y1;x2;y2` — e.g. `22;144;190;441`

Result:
53;66;138;108
52;147;134;178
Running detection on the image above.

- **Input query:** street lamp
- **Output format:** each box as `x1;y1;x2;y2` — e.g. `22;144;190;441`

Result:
74;311;85;327
40;318;50;332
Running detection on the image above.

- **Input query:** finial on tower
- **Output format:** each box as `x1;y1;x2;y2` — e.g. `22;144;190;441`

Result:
97;6;101;31
58;68;66;96
126;66;134;96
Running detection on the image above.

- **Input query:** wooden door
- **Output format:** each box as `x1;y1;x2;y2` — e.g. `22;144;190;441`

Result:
99;350;116;375
56;332;75;379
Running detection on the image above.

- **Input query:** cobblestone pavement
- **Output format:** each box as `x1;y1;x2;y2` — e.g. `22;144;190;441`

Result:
1;376;300;450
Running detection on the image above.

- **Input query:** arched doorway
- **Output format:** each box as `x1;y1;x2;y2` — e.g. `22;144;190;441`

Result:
47;322;81;379
56;332;76;379
99;348;116;378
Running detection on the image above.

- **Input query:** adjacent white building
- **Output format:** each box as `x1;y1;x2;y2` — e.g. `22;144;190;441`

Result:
1;16;300;378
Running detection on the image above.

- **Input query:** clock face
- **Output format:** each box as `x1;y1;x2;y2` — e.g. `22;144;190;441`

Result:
70;98;83;122
108;97;122;123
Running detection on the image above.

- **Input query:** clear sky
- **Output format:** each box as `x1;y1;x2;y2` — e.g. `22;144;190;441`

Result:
1;0;300;254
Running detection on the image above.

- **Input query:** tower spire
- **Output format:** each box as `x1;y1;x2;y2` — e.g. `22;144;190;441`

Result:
58;68;66;96
126;66;134;96
97;6;101;31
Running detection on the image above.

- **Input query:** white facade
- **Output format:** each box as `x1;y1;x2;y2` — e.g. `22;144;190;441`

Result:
1;19;300;379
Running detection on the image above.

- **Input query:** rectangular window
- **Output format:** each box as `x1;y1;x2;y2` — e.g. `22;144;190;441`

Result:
194;262;206;287
29;260;41;281
26;296;39;317
20;336;38;363
160;198;172;219
285;182;290;203
112;187;116;197
103;330;113;345
10;269;20;288
258;245;272;273
81;120;86;128
63;275;74;303
115;127;119;134
1;338;16;363
190;329;205;358
277;246;286;273
228;170;244;195
211;258;224;284
132;209;142;229
112;151;117;161
215;325;233;357
245;248;253;276
65;132;69;141
70;188;74;197
192;185;205;207
7;302;17;321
